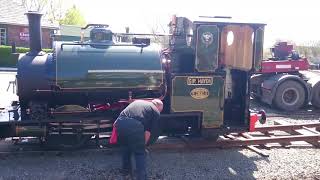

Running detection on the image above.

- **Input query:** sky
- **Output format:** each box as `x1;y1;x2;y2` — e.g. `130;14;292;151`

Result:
72;0;320;47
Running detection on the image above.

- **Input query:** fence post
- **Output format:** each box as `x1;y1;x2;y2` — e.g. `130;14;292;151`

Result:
11;42;16;53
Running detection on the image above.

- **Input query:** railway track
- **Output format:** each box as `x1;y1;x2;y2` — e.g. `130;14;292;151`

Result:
266;113;320;118
1;120;319;157
151;120;320;156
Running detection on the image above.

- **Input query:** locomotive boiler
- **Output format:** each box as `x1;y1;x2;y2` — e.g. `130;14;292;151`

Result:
17;12;164;121
0;12;267;149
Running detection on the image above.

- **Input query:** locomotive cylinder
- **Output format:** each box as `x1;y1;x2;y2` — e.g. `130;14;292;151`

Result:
0;124;46;138
15;126;47;137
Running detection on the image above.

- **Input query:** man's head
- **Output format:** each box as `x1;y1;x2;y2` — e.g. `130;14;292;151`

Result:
151;99;163;112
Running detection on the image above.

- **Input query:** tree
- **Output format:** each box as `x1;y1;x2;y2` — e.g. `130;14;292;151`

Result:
148;18;169;47
295;41;320;64
46;0;64;24
20;0;49;12
59;6;86;26
19;0;77;24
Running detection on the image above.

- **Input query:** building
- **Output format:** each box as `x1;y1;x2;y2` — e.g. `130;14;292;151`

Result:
53;25;90;42
0;0;57;48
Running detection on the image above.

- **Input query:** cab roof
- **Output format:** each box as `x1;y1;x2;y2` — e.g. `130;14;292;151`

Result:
182;16;266;27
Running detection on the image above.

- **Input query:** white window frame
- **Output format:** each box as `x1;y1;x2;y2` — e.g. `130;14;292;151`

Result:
0;28;7;45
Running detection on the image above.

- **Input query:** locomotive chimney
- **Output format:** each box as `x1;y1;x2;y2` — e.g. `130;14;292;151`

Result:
26;11;43;55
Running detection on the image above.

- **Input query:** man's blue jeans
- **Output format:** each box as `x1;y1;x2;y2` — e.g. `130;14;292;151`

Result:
122;146;146;180
116;117;146;180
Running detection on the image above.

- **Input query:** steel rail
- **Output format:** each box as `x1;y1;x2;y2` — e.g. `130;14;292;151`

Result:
254;122;320;132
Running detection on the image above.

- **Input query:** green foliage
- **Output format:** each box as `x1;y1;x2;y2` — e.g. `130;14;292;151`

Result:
59;6;86;26
0;46;52;67
295;43;320;64
265;40;320;64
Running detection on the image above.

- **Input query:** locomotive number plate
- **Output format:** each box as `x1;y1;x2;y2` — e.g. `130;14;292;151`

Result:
187;76;213;85
190;88;210;99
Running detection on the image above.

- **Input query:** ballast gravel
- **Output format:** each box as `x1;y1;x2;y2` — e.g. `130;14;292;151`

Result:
0;141;319;180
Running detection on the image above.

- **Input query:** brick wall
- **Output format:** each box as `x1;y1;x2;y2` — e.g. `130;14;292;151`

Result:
5;24;53;48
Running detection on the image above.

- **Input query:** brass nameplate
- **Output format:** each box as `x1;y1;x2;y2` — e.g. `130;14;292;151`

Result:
190;88;210;99
187;77;213;85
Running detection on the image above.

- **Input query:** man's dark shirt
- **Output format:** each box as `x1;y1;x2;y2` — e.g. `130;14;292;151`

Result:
118;100;160;132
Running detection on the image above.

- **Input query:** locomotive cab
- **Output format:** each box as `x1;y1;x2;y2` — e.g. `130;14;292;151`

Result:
163;16;266;137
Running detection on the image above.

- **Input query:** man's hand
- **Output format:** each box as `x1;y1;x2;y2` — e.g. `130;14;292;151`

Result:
144;131;151;145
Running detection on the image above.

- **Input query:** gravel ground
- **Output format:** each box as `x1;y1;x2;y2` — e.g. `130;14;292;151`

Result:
0;146;319;180
1;71;320;180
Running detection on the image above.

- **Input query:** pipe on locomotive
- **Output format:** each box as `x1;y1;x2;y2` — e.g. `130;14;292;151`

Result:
26;11;43;56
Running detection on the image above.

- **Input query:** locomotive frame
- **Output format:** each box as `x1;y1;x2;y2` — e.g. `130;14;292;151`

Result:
0;12;266;149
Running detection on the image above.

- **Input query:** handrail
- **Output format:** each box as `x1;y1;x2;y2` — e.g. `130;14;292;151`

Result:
60;42;148;51
115;33;174;37
81;24;109;30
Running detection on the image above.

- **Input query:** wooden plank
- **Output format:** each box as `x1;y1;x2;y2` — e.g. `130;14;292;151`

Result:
295;127;320;147
260;132;273;149
258;144;271;150
273;119;289;125
274;120;316;147
263;131;274;136
267;120;291;147
188;134;320;148
255;122;320;133
252;120;319;147
246;145;269;157
226;134;238;140
302;127;320;134
240;132;254;139
228;132;269;156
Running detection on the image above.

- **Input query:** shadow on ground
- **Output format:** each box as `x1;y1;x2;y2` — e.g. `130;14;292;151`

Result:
0;148;263;180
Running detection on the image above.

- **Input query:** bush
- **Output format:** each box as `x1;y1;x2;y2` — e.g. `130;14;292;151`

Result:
0;45;52;67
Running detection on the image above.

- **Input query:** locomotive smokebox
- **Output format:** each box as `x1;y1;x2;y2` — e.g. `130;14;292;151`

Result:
26;11;43;55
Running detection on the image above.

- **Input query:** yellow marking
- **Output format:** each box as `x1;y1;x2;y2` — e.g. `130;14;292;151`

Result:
190;88;210;99
171;76;225;128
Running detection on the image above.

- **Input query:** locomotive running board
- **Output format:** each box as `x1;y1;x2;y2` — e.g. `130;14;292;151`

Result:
150;120;320;157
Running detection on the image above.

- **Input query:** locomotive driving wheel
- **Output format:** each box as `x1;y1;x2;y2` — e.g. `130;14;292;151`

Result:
41;105;94;150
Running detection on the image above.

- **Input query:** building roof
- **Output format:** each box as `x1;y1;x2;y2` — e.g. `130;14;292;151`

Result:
0;0;57;29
